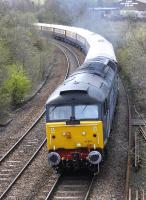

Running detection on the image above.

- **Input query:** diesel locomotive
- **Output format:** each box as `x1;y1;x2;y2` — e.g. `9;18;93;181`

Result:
36;23;118;173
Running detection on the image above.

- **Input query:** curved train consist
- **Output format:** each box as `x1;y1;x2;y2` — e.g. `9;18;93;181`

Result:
37;23;118;172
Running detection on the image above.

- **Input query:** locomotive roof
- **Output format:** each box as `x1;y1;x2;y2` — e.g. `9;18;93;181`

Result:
46;59;117;105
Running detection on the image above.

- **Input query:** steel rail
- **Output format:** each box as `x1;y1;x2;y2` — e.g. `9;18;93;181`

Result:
0;41;73;164
128;188;145;200
44;174;95;200
139;126;146;140
121;80;145;199
134;132;141;171
0;111;45;163
84;175;96;200
45;175;62;200
134;105;146;127
0;139;46;199
119;78;132;200
0;41;81;200
53;40;81;67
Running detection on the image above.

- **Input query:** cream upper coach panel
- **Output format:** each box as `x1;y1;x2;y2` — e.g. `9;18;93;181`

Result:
35;23;117;62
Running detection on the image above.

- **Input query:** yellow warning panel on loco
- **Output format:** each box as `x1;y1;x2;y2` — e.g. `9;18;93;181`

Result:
46;121;104;150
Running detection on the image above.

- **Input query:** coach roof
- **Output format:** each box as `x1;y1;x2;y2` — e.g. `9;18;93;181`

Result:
36;23;117;62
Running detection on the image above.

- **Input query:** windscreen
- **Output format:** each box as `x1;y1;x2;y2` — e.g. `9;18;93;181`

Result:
49;105;72;120
75;105;99;119
47;104;99;121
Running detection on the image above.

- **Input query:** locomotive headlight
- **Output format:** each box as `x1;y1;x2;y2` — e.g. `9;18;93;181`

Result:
88;151;102;165
82;132;86;136
48;152;60;166
76;143;81;147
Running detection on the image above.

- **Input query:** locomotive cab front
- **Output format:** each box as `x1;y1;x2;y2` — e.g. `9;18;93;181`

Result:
46;99;105;172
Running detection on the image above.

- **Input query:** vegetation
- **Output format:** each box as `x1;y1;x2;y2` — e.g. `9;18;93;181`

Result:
37;0;70;24
37;0;87;25
0;0;88;122
0;1;56;121
1;0;145;124
4;64;31;106
117;22;146;109
0;0;81;122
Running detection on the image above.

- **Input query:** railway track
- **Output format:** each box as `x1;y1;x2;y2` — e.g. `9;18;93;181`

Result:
0;41;79;164
38;47;134;200
37;70;134;200
0;42;80;199
45;173;96;200
118;79;146;200
0;42;66;160
0;36;140;200
51;40;80;75
134;106;146;141
124;92;146;199
130;106;146;199
128;188;145;200
134;132;141;171
118;78;132;200
139;126;146;141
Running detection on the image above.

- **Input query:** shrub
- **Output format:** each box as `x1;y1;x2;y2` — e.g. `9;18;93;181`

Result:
0;87;11;119
5;64;31;106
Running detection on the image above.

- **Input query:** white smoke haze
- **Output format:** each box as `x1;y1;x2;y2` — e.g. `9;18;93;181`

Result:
2;0;129;47
58;0;128;47
2;0;29;6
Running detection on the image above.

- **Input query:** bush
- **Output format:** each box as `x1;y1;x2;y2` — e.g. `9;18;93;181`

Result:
0;87;11;119
5;64;31;106
117;22;146;110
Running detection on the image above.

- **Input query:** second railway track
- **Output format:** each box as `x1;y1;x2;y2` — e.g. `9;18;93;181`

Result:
0;41;81;200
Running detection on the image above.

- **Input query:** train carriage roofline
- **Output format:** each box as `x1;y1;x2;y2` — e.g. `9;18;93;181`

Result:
35;23;117;63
